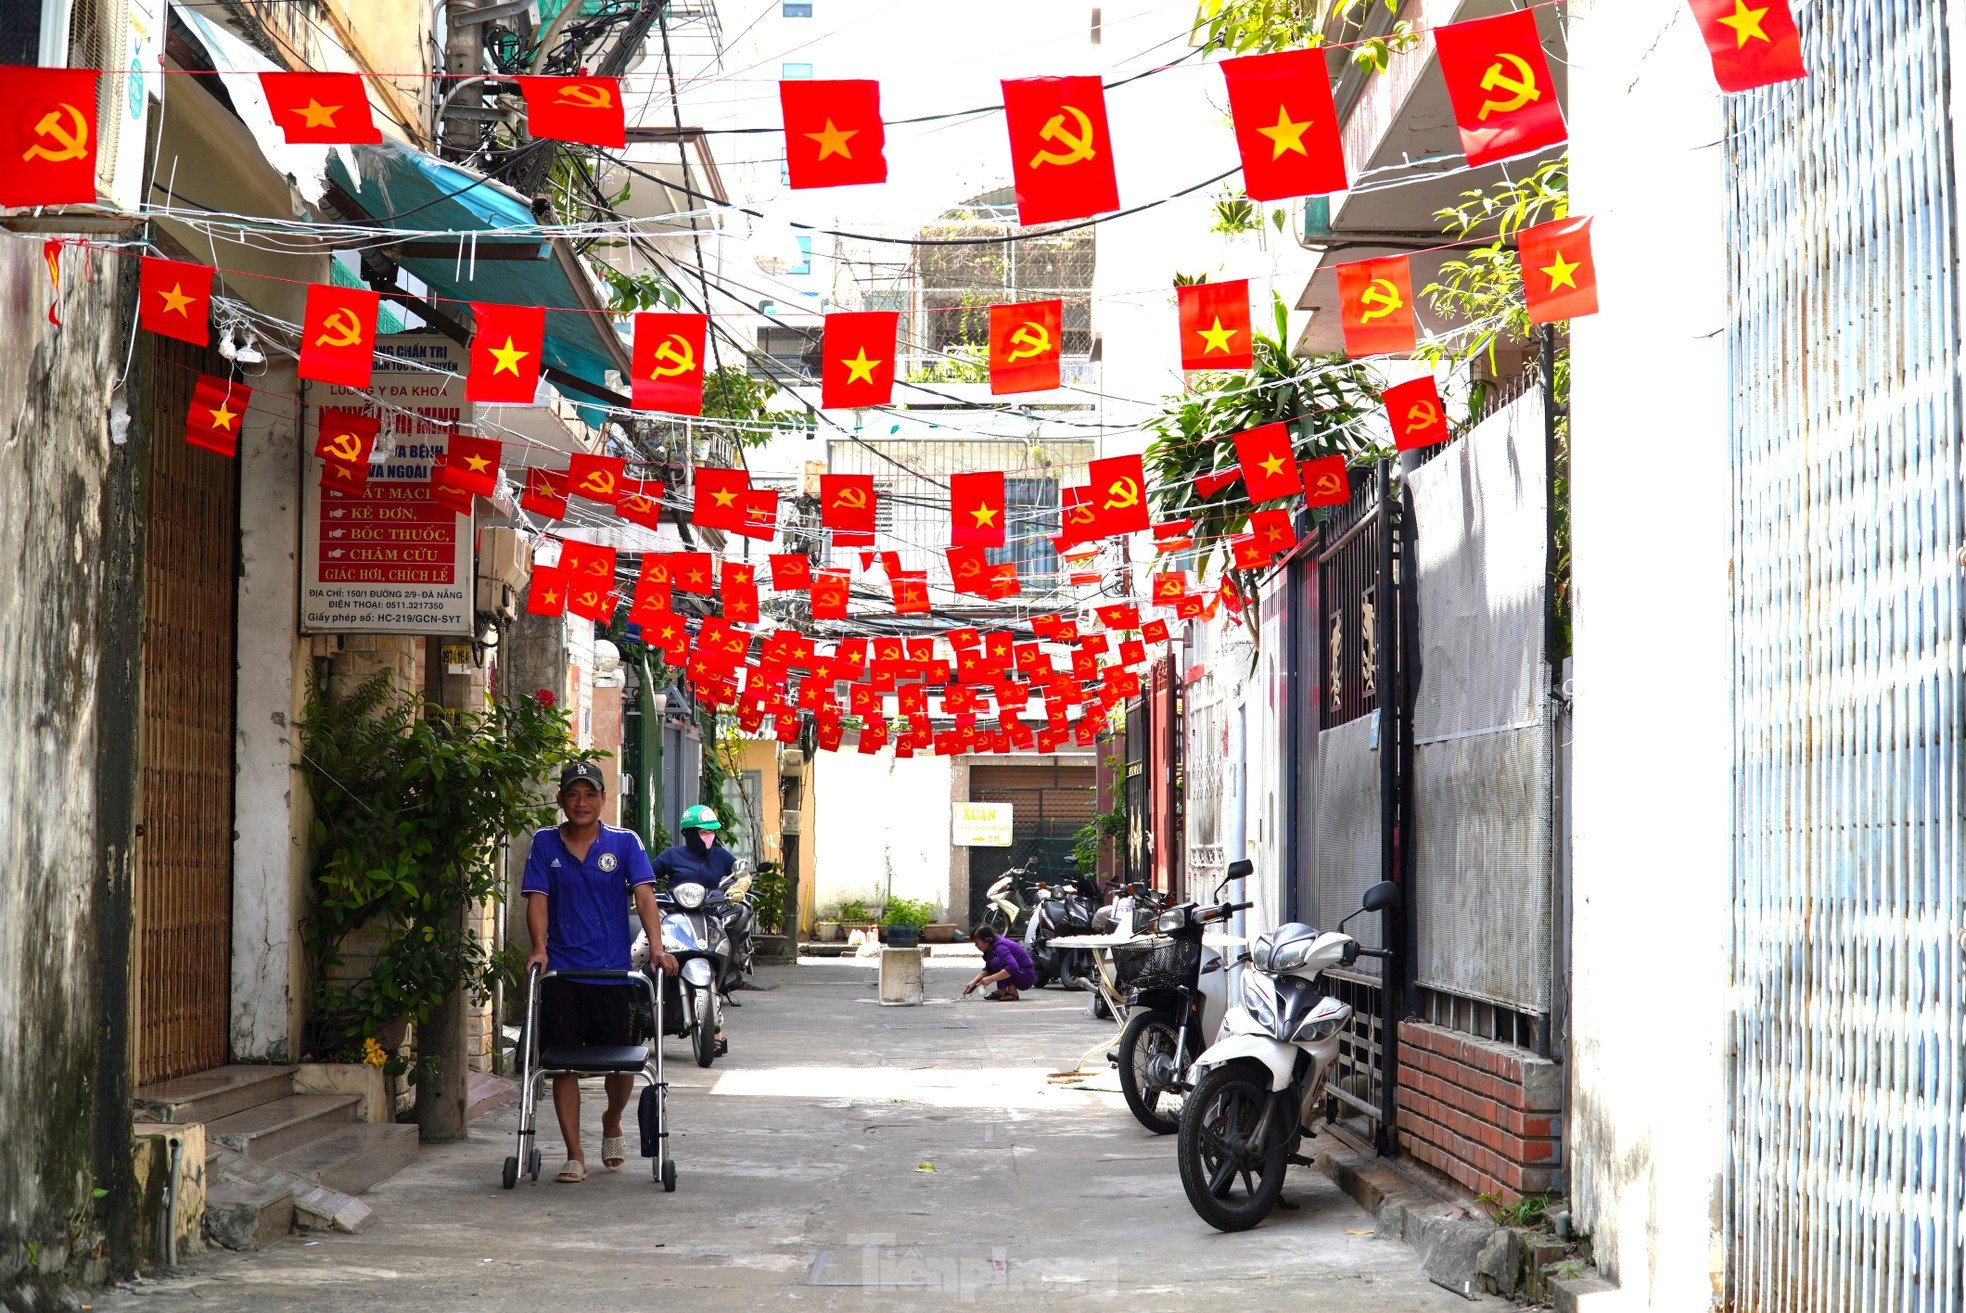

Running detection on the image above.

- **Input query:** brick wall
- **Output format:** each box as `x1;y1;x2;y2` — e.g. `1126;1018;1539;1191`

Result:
1396;1020;1563;1205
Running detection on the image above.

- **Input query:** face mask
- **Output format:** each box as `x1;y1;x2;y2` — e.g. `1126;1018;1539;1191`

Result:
685;830;709;854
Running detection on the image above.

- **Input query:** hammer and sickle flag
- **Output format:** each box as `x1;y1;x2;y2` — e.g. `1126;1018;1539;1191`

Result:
820;473;878;534
1;68;98;207
632;312;709;414
1177;280;1255;372
1516;216;1599;325
950;471;1007;548
467;303;545;404
810;568;851;621
1383;375;1451;453
780;78;887;188
516;76;626;149
769;552;812;591
299;284;380;389
820;311;899;409
1087;454;1151;538
568;452;626;505
185;374;253;458
139;257;215;347
616;477;668;530
313;407;379;489
1001;76;1120;226
692;466;750;532
520;467;570;522
1233;422;1302;503
987;300;1063;395
1299;454;1351;508
1334;256;1417;358
1220;48;1348;202
258;72;381;145
1432;10;1567;168
1688;0;1808;93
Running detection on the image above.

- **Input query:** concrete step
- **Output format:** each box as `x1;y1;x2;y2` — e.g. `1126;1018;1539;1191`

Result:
204;1177;293;1252
466;1071;518;1123
206;1094;359;1161
206;1145;372;1244
134;1065;298;1125
268;1122;419;1196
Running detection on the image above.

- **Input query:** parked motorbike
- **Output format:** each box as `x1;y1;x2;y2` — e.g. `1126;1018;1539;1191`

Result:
1022;872;1101;990
1111;863;1254;1134
1175;877;1401;1231
634;879;735;1069
981;869;1028;936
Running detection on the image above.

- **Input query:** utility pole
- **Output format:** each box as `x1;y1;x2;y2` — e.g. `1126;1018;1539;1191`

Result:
418;635;472;1142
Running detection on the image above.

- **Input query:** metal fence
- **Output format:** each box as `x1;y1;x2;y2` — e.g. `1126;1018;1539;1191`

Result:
1726;3;1966;1310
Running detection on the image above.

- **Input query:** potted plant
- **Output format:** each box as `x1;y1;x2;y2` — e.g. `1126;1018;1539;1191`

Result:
840;896;881;943
881;897;935;949
815;902;843;943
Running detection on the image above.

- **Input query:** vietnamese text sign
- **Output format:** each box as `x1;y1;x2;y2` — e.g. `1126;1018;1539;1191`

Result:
953;802;1013;847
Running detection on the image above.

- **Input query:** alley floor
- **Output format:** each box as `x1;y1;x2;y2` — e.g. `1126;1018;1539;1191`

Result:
104;963;1471;1311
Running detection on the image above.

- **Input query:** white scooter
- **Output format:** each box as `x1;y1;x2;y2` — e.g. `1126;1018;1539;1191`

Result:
1175;878;1400;1231
981;869;1026;936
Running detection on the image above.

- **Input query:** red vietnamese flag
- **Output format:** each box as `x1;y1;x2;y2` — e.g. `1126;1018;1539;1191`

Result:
1335;256;1416;357
1194;469;1240;500
258;72;381;144
1178;281;1254;371
739;488;779;541
892;573;931;614
671;551;714;594
315;408;378;490
0;69;99;207
1517;216;1599;324
557;540;617;596
821;312;898;408
725;584;761;625
521;467;569;521
1300;455;1350;507
517;77;625;148
1097;603;1141;630
693;466;749;532
439;435;501;497
1249;508;1297;556
1688;0;1807;92
632;313;708;414
1221;49;1347;201
1001;76;1119;225
139;258;214;345
616;478;667;530
780;79;886;188
299;284;380;388
1087;454;1151;538
527;567;569;617
567;453;625;505
820;473;877;533
1234;423;1301;502
467;303;544;403
1432;10;1567;167
988;301;1063;394
950;471;1007;548
1384;376;1450;452
185;375;252;457
770;553;812;590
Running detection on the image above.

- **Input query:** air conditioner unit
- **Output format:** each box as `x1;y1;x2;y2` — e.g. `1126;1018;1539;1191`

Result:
31;0;163;213
477;525;533;590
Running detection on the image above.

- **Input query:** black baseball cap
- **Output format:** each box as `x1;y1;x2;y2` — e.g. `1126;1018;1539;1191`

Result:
560;761;605;792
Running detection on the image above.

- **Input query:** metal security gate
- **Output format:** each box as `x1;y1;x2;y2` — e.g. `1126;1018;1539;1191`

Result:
1726;3;1965;1310
133;339;238;1086
965;762;1095;927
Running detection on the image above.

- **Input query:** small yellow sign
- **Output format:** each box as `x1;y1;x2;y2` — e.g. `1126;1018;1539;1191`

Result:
952;802;1013;847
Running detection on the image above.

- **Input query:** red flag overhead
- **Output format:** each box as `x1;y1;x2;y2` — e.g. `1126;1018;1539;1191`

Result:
557;540;617;596
258;72;380;144
467;303;544;404
1517;216;1599;324
950;471;1007;548
517;77;625;148
568;453;625;504
988;300;1063;394
439;435;501;497
740;488;779;541
780;79;886;188
1334;256;1416;358
1384;376;1451;452
1249;508;1296;556
1300;455;1350;507
139;257;214;346
811;569;850;620
1234;422;1301;502
185;375;251;457
820;473;877;533
1194;469;1240;500
527;566;569;616
0;68;99;207
314;408;378;490
947;546;991;596
1688;0;1808;92
671;551;714;593
770;553;812;590
299;284;380;389
1221;49;1348;201
616;478;667;529
1001;76;1120;225
1087;454;1151;538
821;311;898;408
567;578;616;623
892;573;931;614
632;313;709;414
693;466;750;532
520;467;569;521
1178;280;1255;371
1432;10;1567;167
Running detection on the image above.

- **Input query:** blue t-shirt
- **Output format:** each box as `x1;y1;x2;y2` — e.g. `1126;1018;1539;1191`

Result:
522;823;656;981
651;840;736;890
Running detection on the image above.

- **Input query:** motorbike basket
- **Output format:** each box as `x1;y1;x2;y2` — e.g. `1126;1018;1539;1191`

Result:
1112;935;1200;993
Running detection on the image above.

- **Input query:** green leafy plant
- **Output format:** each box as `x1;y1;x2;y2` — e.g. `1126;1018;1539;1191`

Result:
1195;0;1415;67
750;860;788;935
907;342;990;384
1479;1191;1552;1230
1073;754;1130;876
881;897;935;929
838;897;870;923
297;674;582;1074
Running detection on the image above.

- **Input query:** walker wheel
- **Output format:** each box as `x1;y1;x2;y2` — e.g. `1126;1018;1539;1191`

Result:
661;1159;677;1193
501;1156;518;1190
528;1148;542;1181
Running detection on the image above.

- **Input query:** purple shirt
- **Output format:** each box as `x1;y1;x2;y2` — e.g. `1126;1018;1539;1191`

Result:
984;936;1037;989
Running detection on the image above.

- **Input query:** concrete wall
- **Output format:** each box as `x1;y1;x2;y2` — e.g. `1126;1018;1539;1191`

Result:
807;751;955;919
0;241;144;1297
1565;2;1732;1305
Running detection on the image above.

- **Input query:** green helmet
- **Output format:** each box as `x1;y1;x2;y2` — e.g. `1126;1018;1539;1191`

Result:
680;804;722;832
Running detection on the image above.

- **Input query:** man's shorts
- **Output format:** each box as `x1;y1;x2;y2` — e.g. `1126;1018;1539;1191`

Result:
539;979;635;1051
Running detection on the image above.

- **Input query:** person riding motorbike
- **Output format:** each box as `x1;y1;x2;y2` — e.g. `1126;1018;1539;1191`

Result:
651;805;736;1052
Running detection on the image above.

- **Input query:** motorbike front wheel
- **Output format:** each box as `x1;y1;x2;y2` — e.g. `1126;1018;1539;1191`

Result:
1177;1059;1291;1231
690;986;718;1068
1117;1008;1185;1135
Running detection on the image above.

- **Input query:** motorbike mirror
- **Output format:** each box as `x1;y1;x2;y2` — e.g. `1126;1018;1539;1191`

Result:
1226;859;1253;882
1361;881;1401;914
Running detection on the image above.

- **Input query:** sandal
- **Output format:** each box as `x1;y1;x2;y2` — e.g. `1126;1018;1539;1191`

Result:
555;1160;587;1184
601;1136;626;1171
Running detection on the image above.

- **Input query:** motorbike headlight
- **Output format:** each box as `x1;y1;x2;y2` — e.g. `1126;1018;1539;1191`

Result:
1294;1014;1345;1043
1155;907;1188;933
674;883;706;909
1238;971;1280;1036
